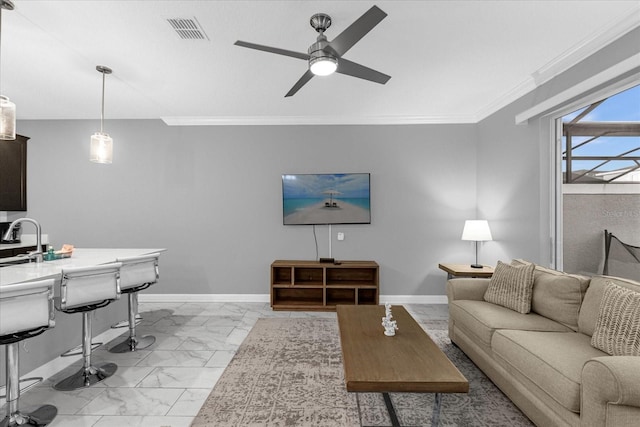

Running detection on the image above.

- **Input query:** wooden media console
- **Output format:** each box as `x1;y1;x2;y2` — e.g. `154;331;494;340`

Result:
270;260;379;311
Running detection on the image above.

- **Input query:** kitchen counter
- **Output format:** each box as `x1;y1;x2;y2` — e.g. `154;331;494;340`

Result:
0;247;167;386
0;248;165;287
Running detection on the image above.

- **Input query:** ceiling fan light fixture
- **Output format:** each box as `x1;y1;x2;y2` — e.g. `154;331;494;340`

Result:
308;33;337;76
309;55;337;76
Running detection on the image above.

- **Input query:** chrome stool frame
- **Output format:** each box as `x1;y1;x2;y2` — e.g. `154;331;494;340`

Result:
0;279;57;427
53;263;121;391
109;253;160;353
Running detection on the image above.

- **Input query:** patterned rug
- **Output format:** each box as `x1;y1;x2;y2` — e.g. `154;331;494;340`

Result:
192;318;533;426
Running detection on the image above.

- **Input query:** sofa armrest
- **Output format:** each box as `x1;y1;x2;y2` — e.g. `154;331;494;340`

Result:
446;278;490;302
581;356;640;426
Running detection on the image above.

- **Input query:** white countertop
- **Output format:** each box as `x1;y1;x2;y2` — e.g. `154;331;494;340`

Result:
0;248;166;287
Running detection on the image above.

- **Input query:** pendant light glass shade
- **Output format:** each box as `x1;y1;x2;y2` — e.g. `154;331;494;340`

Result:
90;65;113;164
0;95;15;140
90;131;113;164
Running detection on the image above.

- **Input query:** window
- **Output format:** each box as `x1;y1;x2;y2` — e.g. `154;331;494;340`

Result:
562;85;640;183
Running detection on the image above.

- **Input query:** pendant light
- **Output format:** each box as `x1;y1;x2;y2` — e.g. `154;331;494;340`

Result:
89;65;113;164
0;0;16;140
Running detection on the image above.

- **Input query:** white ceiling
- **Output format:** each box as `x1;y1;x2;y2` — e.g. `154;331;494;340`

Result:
3;1;639;125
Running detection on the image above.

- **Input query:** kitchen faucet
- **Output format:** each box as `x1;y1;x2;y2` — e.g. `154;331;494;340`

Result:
2;218;44;263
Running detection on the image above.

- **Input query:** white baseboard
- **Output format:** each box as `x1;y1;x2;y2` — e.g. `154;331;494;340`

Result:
138;294;271;303
138;294;448;304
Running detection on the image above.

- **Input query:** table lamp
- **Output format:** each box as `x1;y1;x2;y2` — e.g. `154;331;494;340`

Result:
461;220;492;268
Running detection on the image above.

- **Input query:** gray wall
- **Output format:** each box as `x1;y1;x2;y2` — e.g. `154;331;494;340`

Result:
476;27;640;268
15;121;478;297
10;27;640;298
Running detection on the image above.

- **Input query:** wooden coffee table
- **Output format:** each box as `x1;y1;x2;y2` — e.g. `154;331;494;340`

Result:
336;305;468;426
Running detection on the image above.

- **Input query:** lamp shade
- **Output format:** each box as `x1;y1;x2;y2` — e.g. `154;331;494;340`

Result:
90;132;113;164
0;95;16;140
461;220;492;241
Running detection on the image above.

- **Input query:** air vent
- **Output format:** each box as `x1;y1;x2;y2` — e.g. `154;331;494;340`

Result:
167;17;209;40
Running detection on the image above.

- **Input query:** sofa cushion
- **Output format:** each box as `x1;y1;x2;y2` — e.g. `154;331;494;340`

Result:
579;275;640;336
449;300;572;349
591;281;640;356
512;259;590;331
492;330;607;413
484;261;535;313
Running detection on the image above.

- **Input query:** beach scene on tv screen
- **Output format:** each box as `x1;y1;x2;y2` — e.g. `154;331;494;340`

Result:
283;174;371;225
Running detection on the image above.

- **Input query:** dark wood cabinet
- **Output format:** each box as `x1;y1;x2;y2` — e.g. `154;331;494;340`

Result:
0;134;28;211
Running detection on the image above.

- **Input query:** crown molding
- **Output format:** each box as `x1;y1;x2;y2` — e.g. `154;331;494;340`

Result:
162;6;639;128
515;55;640;124
161;114;477;126
531;4;640;86
474;78;538;122
475;4;640;123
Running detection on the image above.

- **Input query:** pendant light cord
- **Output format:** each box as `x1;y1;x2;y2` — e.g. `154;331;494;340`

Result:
0;5;4;95
100;70;105;133
0;1;14;96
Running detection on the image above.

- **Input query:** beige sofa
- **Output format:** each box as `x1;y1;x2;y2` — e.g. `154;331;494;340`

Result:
447;260;640;427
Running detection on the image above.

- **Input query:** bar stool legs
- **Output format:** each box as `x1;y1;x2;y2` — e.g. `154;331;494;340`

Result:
111;293;142;329
53;312;117;391
109;292;155;353
2;344;57;427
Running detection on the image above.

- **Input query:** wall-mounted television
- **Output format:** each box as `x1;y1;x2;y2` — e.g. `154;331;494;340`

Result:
282;173;371;225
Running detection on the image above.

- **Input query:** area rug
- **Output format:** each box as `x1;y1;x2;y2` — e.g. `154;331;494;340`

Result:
192;318;533;426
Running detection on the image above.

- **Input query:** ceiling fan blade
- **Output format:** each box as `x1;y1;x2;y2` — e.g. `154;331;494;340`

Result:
285;70;315;97
234;40;309;61
329;5;387;57
336;58;390;85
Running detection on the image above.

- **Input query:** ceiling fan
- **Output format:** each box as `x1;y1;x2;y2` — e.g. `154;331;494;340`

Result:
234;5;391;97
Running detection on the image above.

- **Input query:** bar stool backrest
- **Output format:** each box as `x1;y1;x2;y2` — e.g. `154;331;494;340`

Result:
0;278;55;338
117;253;160;292
59;263;122;311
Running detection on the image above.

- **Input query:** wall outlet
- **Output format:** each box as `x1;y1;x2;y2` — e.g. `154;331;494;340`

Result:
337;232;345;241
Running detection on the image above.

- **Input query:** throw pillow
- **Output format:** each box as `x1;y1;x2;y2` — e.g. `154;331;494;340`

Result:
484;261;535;314
511;259;590;331
591;281;640;356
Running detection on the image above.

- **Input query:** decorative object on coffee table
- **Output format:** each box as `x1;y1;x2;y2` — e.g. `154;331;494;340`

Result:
381;302;398;336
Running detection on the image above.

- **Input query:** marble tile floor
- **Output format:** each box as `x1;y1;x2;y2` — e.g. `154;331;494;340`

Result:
2;302;449;427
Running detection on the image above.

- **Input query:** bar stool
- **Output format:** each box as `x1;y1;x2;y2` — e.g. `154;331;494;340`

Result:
53;263;121;391
0;278;57;427
109;253;160;353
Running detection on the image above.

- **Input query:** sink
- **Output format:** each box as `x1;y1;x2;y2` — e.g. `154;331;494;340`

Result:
0;256;32;267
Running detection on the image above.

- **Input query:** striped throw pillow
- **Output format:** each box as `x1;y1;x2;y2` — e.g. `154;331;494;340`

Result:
484;261;535;314
591;282;640;356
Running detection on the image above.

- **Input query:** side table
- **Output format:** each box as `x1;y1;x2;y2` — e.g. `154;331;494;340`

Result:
438;263;494;280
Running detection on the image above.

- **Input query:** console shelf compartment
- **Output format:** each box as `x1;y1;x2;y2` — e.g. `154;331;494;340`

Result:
270;260;379;311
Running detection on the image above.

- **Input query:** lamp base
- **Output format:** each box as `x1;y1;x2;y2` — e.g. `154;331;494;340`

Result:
470;264;483;269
